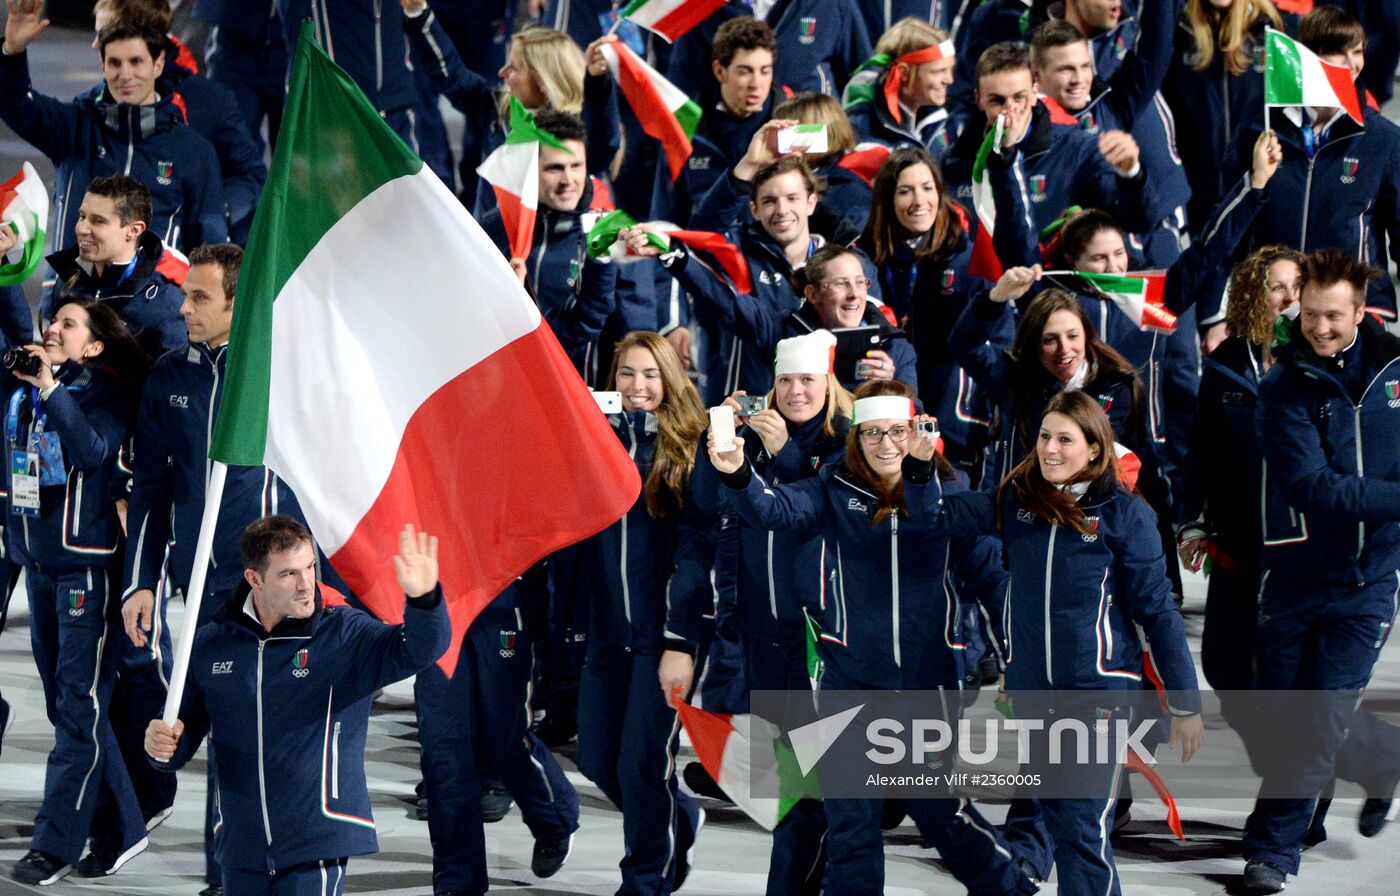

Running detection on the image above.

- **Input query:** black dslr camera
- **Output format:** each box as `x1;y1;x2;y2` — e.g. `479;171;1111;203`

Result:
1;347;43;378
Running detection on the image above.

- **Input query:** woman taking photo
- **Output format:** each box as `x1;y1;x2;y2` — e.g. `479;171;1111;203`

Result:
7;300;150;884
944;391;1204;896
707;379;1034;896
861;145;1034;483
561;331;712;895
691;329;853;896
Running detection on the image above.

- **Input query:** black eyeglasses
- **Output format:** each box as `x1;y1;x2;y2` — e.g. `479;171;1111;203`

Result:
858;424;911;446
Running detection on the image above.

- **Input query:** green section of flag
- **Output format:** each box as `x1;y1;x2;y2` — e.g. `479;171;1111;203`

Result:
0;220;44;287
1263;30;1305;106
1073;271;1147;296
505;96;570;151
209;20;423;465
674;98;702;140
585;209;668;259
971;114;1004;184
804;611;822;689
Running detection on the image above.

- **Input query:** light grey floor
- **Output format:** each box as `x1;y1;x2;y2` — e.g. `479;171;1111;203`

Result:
3;563;1400;896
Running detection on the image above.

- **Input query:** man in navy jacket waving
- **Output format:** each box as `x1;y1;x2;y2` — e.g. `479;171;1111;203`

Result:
144;518;451;896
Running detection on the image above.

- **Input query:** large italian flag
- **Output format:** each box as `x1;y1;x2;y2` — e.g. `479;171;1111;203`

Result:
966;114;1005;281
1264;28;1364;125
0;162;48;287
622;0;726;42
211;23;641;675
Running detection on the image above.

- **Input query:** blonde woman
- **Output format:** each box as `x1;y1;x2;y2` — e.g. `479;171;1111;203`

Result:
844;17;961;159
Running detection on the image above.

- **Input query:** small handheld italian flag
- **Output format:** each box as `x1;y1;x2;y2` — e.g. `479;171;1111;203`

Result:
1045;270;1176;332
621;0;726;42
1264;28;1364;125
0;162;48;287
587;211;753;294
598;36;700;182
476;97;570;260
674;696;815;830
966;114;1005;281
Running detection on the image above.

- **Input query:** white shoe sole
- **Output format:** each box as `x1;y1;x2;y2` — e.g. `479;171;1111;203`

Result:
30;862;72;886
102;837;149;875
145;806;174;832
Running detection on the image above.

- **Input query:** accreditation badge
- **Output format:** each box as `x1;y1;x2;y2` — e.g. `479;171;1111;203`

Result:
11;449;40;515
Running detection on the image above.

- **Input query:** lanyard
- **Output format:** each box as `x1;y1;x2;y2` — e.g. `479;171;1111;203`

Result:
1301;124;1316;159
5;387;45;448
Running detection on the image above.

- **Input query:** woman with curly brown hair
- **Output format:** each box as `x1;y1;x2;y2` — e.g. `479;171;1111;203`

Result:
1179;244;1302;696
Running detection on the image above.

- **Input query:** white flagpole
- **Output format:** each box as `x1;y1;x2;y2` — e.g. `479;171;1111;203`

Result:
161;461;229;725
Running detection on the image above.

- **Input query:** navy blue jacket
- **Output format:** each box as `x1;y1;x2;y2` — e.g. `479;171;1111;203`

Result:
846;98;963;163
124;341;303;601
0;280;32;356
4;361;133;570
0;51;227;254
481;179;628;379
556;411;717;654
812;155;875;234
856;0;962;40
279;0;415;114
1218;108;1400;320
951;292;1147;487
693;412;846;646
1180;336;1266;570
159;583;451;873
943;102;1156;238
648;90;774;231
195;0;281;41
155;38;266;244
1161;13;1299;227
949;0;1041;117
720;456;1008;690
1256;317;1400;589
942;477;1200;710
667;0;872;100
46;231;187;357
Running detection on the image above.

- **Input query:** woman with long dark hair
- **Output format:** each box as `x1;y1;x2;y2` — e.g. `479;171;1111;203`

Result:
861;145;1033;484
707;378;1036;896
7;299;151;884
948;392;1203;896
562;331;713;895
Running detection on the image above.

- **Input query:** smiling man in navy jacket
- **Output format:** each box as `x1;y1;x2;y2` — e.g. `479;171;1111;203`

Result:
145;518;451;896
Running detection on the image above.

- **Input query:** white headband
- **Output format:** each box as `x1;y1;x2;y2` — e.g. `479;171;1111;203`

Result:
774;330;837;376
852;396;915;425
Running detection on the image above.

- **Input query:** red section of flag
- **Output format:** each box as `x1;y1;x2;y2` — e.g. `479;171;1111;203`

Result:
170;34;200;74
1320;60;1365;124
1273;0;1313;14
589;176;616;211
669;230;753;294
605;37;694;181
1040;96;1079;126
645;0;727;42
836;145;890;187
967;224;1002;282
156;243;189;285
329;322;641;676
493;185;537;261
1126;751;1185;840
675;698;733;780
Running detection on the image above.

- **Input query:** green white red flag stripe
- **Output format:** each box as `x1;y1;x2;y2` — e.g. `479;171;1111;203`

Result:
0;162;48;287
967;114;1005;281
622;0;726;42
599;36;700;181
476;97;570;260
1264;28;1364;125
667;229;753;294
1044;270;1176;332
210;23;641;675
675;697;807;830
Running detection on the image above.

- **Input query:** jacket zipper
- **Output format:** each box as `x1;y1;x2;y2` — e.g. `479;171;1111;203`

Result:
331;720;341;800
1354;406;1365;555
1101;569;1114;662
620;421;637;623
836;542;848;637
533;215;551;289
767;531;778;621
1300;155;1316;248
124;108;135;175
1044;525;1056;685
373;0;384;94
255;642;274;850
891;515;901;669
72;472;83;536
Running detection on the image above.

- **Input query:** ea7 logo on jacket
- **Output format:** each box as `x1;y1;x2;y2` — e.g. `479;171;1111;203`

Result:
499;631;518;658
67;589;86;617
292;648;310;678
1342;158;1359;184
169;394;189;408
847;497;868;514
1016;509;1035;524
688;156;711;170
211;661;234;674
1385;380;1400;408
